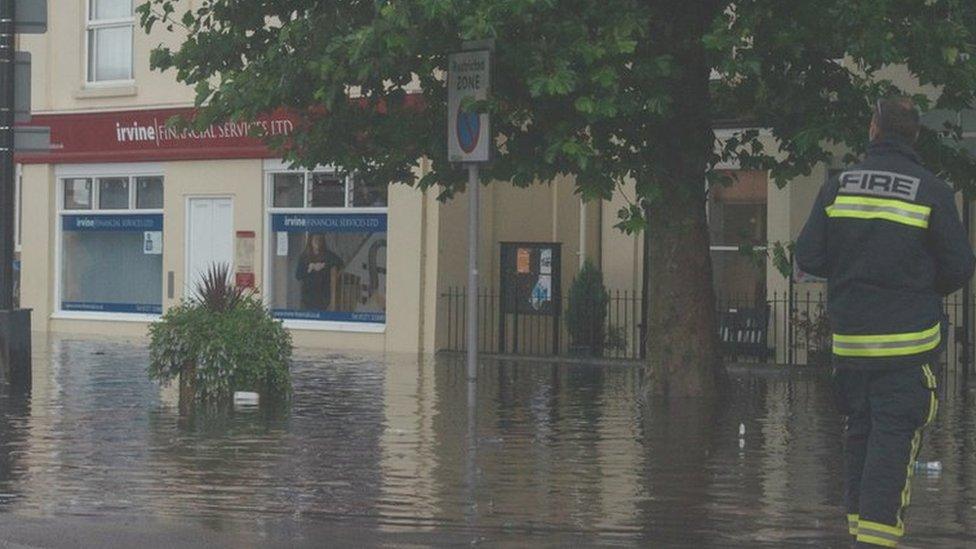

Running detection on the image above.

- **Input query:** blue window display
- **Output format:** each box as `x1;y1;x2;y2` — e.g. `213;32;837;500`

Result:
59;176;164;315
269;213;387;324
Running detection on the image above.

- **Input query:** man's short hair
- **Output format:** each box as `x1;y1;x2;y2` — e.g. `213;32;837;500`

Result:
875;96;920;143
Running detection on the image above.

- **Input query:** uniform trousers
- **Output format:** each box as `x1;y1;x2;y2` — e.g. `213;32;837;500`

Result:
832;363;939;547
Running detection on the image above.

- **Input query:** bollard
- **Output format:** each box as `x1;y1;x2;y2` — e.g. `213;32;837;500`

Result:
0;308;31;392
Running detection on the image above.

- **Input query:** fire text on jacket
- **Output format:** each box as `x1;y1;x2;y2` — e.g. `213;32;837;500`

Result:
838;170;921;201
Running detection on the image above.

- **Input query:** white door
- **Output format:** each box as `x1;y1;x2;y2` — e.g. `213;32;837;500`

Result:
186;197;234;292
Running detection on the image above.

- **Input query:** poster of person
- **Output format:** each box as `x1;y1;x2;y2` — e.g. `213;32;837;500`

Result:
269;214;387;323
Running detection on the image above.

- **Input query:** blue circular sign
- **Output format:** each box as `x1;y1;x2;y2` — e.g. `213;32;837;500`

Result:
457;106;481;154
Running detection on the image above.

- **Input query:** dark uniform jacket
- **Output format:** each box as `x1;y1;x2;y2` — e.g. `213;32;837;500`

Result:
796;137;975;369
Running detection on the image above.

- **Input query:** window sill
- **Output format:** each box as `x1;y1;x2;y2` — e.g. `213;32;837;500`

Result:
282;319;386;334
51;311;159;323
74;83;138;99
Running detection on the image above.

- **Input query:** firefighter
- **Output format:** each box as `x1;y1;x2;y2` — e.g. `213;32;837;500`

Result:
796;96;975;547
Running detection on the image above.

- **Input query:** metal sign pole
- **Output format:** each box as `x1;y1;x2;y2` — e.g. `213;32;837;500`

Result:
466;163;479;381
0;0;14;310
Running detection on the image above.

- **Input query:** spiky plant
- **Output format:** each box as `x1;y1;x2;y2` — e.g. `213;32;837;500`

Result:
193;263;249;313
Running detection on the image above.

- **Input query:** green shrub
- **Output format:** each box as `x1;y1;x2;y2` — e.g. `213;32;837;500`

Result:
148;264;292;402
566;260;609;355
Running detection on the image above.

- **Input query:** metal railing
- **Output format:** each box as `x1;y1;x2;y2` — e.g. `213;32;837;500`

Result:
718;292;973;374
440;288;976;375
440;287;644;360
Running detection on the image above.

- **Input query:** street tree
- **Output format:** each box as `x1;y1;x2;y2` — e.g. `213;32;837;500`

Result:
139;0;976;398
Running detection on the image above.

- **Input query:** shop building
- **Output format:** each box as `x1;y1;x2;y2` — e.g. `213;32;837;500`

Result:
14;1;623;354
17;3;968;361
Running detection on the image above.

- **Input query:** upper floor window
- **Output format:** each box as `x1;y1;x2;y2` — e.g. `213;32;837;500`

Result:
87;0;133;83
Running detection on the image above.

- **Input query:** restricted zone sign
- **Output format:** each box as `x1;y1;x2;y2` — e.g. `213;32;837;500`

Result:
448;49;490;163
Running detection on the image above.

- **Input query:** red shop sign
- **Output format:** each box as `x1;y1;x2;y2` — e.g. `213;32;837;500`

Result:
16;107;300;164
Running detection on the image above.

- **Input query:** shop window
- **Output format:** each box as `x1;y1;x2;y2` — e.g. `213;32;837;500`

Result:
98;177;129;209
708;170;768;303
351;179;389;207
59;174;164;315
267;170;387;325
87;0;134;83
136;177;163;209
308;173;346;207
64;179;93;210
272;173;304;208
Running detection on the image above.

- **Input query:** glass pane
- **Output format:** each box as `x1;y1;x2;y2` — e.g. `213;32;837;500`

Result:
272;173;304;207
308;173;346;207
87;30;95;82
711;251;766;304
136;177;164;209
64;179;93;210
709;202;767;247
269;215;387;323
61;217;163;314
351;178;389;207
92;26;132;82
98;177;129;209
91;0;131;20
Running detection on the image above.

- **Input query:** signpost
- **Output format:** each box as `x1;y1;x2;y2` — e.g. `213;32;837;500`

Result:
1;0;47;392
448;43;491;382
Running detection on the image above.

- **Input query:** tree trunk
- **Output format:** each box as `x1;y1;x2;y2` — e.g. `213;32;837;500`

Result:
644;187;720;398
642;0;724;399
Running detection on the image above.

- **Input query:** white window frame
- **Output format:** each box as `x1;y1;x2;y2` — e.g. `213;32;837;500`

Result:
85;0;135;86
53;163;164;322
263;161;388;333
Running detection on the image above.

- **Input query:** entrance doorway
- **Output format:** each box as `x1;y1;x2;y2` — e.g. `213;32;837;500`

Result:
186;197;234;292
708;170;768;304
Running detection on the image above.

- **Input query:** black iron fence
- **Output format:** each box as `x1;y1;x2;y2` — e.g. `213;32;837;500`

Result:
718;292;973;375
440;287;644;360
441;288;976;375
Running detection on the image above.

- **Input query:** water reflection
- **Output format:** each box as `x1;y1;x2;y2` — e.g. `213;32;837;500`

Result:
0;334;974;547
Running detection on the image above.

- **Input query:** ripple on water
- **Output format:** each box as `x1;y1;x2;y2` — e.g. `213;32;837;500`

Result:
1;335;975;547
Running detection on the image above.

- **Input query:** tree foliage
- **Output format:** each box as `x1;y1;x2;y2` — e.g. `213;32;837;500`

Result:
138;0;976;228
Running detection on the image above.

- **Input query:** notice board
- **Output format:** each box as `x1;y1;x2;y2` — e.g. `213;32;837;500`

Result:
500;242;561;316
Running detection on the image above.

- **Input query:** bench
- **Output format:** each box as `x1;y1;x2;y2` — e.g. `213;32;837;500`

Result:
718;305;771;360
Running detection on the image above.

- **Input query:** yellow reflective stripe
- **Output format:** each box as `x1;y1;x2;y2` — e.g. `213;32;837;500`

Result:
833;196;931;214
833;324;941;357
834;324;940;344
859;520;904;537
856;533;898;547
826;196;932;229
848;513;860;535
923;364;938;425
833;340;940;357
826;208;929;228
895;431;922;531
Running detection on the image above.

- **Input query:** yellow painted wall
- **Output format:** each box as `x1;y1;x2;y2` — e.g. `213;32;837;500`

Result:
20;2;195;114
600;180;642;296
19;164;55;333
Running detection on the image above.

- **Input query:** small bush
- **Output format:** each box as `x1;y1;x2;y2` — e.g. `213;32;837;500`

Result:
566;260;609;355
793;303;832;366
148;263;292;402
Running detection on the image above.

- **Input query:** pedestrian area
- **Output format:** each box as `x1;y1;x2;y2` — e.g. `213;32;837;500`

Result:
1;335;974;548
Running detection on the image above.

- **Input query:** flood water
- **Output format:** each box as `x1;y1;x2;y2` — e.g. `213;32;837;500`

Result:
1;335;975;547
